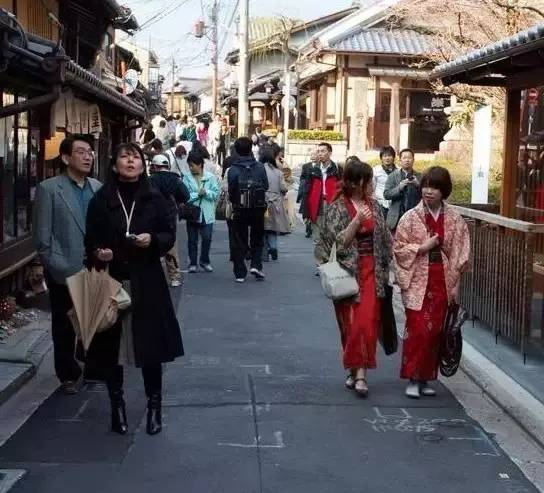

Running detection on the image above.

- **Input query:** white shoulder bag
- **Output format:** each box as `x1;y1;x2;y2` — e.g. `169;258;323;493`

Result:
318;243;359;301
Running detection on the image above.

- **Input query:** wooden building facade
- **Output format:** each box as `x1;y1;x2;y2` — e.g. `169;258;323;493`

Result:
0;0;145;291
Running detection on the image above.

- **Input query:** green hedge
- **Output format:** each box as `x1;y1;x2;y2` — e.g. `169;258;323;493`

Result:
288;130;344;141
365;158;501;205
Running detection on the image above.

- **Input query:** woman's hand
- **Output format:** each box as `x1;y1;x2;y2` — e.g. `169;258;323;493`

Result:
419;234;440;254
96;248;113;262
134;233;152;249
356;205;372;224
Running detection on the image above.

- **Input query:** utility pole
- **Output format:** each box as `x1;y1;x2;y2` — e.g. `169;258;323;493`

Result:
237;0;249;137
282;36;290;148
211;0;219;116
170;57;176;115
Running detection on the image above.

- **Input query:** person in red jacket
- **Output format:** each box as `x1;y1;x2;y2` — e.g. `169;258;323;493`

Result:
304;142;343;271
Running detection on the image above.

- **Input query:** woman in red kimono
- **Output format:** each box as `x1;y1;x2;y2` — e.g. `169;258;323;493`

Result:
316;157;391;397
394;166;470;398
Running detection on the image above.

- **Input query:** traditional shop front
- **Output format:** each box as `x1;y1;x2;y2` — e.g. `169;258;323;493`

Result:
0;14;145;292
432;24;544;358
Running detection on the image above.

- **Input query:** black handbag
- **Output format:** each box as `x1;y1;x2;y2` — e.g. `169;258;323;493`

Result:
178;199;202;223
379;284;398;355
439;304;468;377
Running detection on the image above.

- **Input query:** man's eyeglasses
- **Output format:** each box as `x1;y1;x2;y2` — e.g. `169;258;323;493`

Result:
73;149;94;158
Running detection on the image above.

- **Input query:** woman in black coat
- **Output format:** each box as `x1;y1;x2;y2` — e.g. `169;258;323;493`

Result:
85;142;183;436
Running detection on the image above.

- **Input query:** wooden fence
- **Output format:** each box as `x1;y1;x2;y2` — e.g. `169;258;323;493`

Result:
454;206;544;358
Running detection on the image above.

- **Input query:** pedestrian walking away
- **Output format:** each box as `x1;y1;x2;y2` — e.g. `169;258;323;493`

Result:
300;142;343;272
383;148;421;231
182;151;220;273
216;123;230;171
84;142;184;436
222;145;237;179
149;154;190;287
208;113;223;160
393;166;470;399
316;157;392;397
180;118;198;143
164;139;188;177
373;145;397;220
228;136;269;282
297;148;319;238
197;120;209;147
253;126;268;147
261;147;290;262
32;134;102;395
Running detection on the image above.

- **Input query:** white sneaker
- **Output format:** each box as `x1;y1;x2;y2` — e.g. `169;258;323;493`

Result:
420;384;436;397
249;268;265;279
200;263;214;273
170;280;182;288
405;382;420;399
188;265;197;273
235;278;246;283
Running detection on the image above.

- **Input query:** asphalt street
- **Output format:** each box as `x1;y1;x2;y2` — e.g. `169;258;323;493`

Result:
0;221;539;493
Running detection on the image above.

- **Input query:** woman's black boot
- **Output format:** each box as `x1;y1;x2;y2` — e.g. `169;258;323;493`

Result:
146;394;162;435
109;390;128;435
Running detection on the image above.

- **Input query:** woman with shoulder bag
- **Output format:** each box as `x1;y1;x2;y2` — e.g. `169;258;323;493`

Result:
84;143;184;436
260;147;290;261
182;150;220;273
394;166;470;399
316;157;392;397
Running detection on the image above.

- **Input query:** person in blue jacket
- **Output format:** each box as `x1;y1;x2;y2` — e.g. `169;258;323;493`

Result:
182;151;220;273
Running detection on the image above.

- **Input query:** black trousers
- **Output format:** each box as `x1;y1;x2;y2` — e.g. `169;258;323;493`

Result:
216;146;226;168
47;275;82;383
230;210;265;278
106;364;163;398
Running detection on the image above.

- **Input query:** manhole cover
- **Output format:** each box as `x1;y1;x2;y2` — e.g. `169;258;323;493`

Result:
438;419;467;429
418;433;444;443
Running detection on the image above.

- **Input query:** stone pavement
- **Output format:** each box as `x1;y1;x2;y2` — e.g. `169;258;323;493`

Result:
0;222;539;493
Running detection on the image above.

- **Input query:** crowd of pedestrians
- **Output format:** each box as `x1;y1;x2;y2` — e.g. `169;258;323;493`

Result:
31;120;470;438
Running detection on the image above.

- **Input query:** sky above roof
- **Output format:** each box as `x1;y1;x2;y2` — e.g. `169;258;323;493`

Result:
122;0;352;79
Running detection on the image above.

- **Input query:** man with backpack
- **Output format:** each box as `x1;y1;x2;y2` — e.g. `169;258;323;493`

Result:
228;137;269;282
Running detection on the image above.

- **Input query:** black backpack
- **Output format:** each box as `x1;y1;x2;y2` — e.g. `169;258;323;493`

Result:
237;165;266;209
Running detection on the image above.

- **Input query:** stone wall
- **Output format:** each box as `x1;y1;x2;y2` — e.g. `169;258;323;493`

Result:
285;139;348;170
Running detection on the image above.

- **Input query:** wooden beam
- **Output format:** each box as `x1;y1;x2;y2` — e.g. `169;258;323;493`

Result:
500;89;521;217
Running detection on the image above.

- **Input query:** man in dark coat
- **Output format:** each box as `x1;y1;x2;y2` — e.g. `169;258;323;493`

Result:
297;148;319;238
149;154;190;287
227;136;269;282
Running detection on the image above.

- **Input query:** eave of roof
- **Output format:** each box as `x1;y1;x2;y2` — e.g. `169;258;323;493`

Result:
0;23;146;118
431;23;544;83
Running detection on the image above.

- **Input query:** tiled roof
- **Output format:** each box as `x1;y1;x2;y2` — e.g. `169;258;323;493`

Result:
66;61;145;118
432;23;544;80
249;17;302;45
329;28;430;55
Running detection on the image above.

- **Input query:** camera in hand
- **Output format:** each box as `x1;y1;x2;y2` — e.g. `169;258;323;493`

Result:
407;171;414;181
126;233;138;243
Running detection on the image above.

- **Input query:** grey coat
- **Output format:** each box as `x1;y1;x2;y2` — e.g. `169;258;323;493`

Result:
383;168;421;231
264;163;290;234
32;173;102;284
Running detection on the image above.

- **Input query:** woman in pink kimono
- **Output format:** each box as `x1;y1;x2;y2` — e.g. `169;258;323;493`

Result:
393;166;470;399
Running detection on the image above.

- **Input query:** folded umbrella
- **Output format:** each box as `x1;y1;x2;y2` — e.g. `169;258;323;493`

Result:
66;268;123;351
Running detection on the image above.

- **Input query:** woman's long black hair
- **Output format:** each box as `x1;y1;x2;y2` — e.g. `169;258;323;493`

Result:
102;142;152;205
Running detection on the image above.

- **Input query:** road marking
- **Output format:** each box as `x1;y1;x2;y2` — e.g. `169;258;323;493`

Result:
218;431;285;449
240;364;271;375
57;399;90;423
